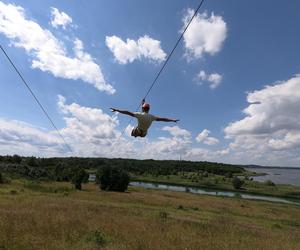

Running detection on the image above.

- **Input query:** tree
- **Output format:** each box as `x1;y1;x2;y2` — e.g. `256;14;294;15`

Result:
12;154;22;164
71;168;89;190
26;156;38;167
265;180;275;186
232;177;244;189
0;172;3;184
96;166;130;192
225;172;233;178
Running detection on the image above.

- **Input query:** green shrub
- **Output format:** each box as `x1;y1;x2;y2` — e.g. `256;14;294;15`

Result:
225;172;233;178
177;205;184;210
96;166;129;192
232;177;244;189
10;190;18;195
265;180;275;186
71;167;89;190
86;229;107;246
0;172;3;184
158;210;168;220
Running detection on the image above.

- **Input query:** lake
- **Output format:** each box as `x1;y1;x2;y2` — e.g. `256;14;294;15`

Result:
246;167;300;186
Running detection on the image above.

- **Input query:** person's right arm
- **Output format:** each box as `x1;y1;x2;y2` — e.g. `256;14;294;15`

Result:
110;108;135;117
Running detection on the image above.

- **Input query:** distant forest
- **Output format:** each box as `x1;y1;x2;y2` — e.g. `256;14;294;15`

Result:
0;155;245;181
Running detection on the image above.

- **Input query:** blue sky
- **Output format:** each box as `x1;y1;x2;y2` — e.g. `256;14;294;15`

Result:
0;0;300;167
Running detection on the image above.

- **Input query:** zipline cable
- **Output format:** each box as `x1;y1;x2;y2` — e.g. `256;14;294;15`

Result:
120;0;206;136
0;44;73;153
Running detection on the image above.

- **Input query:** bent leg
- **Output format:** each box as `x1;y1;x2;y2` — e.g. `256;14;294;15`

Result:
131;128;147;137
140;130;147;137
131;128;140;137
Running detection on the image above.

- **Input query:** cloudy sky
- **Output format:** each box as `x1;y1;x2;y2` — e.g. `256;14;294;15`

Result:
0;0;300;167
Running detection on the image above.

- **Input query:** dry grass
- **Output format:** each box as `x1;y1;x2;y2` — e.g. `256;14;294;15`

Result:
0;181;300;250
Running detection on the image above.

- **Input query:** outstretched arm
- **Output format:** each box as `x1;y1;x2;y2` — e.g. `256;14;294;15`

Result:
110;108;135;117
155;116;179;123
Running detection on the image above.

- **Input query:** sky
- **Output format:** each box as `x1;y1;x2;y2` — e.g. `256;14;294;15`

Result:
0;0;300;167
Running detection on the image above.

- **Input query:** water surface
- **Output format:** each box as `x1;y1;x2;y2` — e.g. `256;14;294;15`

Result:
130;181;300;205
246;168;300;186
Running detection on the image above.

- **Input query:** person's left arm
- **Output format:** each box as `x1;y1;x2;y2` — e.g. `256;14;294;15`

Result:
155;116;179;122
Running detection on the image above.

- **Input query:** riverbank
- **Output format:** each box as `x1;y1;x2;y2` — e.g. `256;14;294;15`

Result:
130;181;300;205
130;174;300;200
0;180;300;250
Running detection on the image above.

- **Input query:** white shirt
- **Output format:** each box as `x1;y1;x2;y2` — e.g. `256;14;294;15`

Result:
134;112;156;131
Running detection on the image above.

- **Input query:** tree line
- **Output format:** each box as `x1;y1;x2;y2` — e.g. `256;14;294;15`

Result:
0;155;245;191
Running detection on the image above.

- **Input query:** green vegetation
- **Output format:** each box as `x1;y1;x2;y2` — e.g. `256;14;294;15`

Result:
96;165;130;192
131;173;300;199
0;180;300;250
71;167;89;190
232;176;244;189
0;155;299;199
0;155;245;181
265;180;276;186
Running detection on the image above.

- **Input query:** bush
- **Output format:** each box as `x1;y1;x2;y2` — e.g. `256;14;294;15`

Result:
96;166;129;192
232;177;244;189
71;168;89;190
225;172;233;178
265;180;276;186
86;229;107;246
0;172;3;184
158;210;168;220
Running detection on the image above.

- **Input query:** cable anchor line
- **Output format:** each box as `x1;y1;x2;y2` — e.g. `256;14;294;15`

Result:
0;44;73;153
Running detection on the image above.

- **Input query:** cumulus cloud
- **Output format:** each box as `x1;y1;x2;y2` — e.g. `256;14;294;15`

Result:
0;94;230;162
0;1;114;94
196;129;219;145
186;147;229;161
0;118;65;156
162;126;191;138
57;95;119;142
142;126;192;159
105;35;166;64
224;74;300;166
196;70;222;89
0;96;136;157
50;7;72;29
182;9;227;60
225;75;300;137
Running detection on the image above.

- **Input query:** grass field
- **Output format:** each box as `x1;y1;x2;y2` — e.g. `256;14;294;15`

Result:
1;180;300;250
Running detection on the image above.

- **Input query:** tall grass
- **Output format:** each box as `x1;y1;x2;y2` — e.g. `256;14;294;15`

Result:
0;181;300;249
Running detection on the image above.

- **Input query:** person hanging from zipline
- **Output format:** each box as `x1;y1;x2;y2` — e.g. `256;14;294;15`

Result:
111;99;179;137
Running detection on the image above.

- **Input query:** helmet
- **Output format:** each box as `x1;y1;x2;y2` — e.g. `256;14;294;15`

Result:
142;103;150;110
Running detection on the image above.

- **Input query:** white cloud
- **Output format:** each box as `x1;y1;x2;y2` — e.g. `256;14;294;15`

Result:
182;9;227;60
105;35;166;64
224;74;300;166
125;124;135;137
162;126;191;138
196;70;222;89
185;147;229;161
142;126;192;159
0;1;114;94
57;95;119;141
0;118;65;156
0;96;229;162
225;75;300;136
196;129;219;145
50;7;72;29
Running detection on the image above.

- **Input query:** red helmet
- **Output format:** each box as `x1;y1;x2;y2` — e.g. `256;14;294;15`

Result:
142;103;150;110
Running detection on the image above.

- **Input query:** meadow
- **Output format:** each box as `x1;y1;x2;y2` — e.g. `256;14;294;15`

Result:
1;180;300;250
